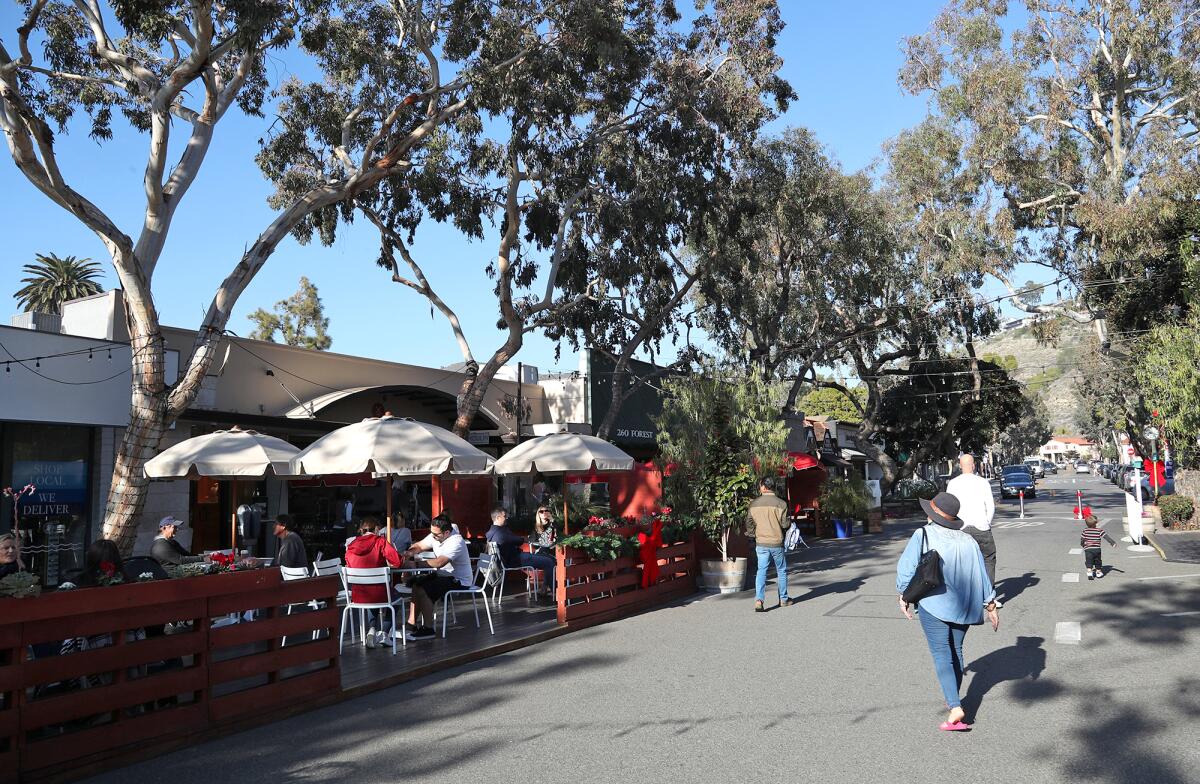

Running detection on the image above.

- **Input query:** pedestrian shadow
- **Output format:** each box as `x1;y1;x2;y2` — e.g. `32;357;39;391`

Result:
962;636;1053;722
993;572;1039;603
791;576;866;604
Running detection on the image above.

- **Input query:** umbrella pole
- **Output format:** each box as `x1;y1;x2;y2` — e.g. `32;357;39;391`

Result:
563;492;569;536
386;475;394;542
230;478;238;556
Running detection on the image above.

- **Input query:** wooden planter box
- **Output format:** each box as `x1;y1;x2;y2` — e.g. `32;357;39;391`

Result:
554;535;698;627
0;569;340;784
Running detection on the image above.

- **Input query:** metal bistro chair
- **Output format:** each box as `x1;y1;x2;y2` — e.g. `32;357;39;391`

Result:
340;566;406;654
440;552;499;639
485;541;543;606
279;565;320;643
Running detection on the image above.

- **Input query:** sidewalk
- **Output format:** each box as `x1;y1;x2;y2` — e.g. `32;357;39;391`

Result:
1147;530;1200;564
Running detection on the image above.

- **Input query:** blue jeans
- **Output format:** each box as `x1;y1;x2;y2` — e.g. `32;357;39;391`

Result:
754;546;788;603
519;552;556;592
918;608;969;709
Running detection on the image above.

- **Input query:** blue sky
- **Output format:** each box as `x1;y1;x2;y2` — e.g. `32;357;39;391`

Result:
0;1;1046;376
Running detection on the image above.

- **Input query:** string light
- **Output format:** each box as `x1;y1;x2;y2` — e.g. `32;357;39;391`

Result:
88;348;93;361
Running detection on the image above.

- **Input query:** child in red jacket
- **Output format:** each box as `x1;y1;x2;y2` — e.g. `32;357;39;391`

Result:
345;516;403;648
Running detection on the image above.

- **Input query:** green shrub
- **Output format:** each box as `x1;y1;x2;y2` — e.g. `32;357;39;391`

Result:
1159;495;1196;529
895;478;937;500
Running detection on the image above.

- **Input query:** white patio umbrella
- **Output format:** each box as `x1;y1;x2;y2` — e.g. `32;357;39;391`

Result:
144;427;302;554
289;415;495;539
492;432;635;533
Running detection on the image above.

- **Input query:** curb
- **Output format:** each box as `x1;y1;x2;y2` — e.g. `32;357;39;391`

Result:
1145;534;1168;561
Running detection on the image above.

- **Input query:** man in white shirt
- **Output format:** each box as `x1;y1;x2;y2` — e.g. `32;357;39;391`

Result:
947;453;999;596
403;517;473;639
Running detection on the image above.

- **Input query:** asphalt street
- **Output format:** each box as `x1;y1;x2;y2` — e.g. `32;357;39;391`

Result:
88;473;1200;784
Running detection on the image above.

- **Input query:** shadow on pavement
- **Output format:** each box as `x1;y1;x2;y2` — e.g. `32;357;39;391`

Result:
792;575;867;603
962;636;1049;723
994;571;1039;603
1077;579;1200;648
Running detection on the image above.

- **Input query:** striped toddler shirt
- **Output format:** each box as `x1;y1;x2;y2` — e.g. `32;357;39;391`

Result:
1081;526;1106;549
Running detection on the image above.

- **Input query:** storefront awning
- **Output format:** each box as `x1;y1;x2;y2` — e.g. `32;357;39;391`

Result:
787;452;822;471
819;451;852;469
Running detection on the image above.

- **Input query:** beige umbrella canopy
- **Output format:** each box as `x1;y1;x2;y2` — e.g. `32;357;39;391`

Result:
492;433;635;533
290;415;495;538
144;427;302;553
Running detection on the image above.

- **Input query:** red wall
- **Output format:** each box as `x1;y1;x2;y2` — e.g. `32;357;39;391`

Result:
607;464;664;520
432;476;495;537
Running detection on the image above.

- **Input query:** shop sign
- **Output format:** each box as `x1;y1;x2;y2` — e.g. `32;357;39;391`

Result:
11;460;88;517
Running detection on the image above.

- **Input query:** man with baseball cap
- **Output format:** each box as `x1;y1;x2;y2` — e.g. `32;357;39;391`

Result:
150;516;207;566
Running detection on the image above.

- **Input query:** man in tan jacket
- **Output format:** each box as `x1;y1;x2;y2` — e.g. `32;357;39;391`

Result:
746;477;793;612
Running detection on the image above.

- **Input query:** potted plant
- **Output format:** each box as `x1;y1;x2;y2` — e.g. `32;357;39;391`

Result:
654;365;788;593
820;477;870;538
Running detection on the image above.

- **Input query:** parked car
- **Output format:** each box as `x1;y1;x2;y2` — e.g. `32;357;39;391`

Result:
1000;465;1037;499
1024;458;1046;478
1075;461;1091;474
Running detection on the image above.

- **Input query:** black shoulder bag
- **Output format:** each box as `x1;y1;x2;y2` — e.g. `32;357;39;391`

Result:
901;527;943;604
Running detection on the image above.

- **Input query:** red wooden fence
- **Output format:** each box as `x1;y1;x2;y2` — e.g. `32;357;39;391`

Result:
0;569;340;783
555;537;698;626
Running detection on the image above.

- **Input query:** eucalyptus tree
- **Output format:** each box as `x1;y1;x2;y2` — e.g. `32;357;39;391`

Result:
248;276;332;350
0;0;598;551
695;128;870;386
340;0;792;438
900;0;1200;330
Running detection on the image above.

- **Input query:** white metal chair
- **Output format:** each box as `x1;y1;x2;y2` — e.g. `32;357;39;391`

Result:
485;541;542;605
440;552;499;638
279;565;315;642
340;566;406;654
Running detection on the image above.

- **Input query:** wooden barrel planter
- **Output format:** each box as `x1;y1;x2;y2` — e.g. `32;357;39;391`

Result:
0;569;340;783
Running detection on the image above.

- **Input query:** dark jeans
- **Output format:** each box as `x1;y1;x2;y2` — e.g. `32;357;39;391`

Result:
1084;548;1103;570
963;526;997;589
918;608;969;709
519;552;556;592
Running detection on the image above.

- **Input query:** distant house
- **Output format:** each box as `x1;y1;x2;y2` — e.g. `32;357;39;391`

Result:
1040;436;1096;464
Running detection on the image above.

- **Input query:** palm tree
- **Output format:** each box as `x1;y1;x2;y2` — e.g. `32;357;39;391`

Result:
14;254;104;314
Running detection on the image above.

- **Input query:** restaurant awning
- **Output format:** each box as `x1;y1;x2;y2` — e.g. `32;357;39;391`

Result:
819;451;852;469
787;452;822;471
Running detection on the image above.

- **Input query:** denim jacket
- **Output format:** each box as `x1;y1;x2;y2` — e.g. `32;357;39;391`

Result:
896;524;995;625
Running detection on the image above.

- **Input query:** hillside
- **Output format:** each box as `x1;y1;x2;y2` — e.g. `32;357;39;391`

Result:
978;318;1096;432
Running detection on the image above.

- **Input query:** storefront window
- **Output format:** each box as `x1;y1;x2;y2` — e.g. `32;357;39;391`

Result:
1;423;93;586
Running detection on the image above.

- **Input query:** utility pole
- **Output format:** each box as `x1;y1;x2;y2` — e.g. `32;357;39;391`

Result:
515;361;523;445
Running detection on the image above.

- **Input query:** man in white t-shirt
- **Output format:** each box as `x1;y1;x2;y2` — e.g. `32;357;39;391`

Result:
947;453;999;598
403;517;473;639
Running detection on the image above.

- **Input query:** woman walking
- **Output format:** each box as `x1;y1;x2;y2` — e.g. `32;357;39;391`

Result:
896;492;1000;731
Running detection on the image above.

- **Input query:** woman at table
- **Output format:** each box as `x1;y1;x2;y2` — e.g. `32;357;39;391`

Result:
0;532;25;579
530;506;557;555
345;516;403;649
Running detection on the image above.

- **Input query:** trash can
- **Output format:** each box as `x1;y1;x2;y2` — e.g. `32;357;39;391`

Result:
834;518;852;539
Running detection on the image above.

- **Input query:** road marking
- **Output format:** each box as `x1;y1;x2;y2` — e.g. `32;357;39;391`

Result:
1161;611;1200;617
1069;548;1082;555
1054;621;1081;644
1136;573;1200;582
994;521;1045;529
1130;555;1159;559
1062;573;1080;583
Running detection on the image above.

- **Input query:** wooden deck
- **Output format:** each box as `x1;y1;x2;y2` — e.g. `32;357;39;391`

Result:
337;591;564;695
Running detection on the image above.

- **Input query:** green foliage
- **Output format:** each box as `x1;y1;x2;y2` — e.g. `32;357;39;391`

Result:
0;572;41;598
1135;317;1200;468
655;362;787;559
14;254;103;314
892;478;937;501
555;532;639;562
799;386;866;421
995;393;1053;463
1158;495;1195;529
819;477;871;521
1026;366;1063;394
981;354;1018;372
248;276;332;350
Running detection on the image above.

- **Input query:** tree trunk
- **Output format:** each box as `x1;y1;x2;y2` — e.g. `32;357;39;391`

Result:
595;352;632;441
102;303;169;554
453;337;521;438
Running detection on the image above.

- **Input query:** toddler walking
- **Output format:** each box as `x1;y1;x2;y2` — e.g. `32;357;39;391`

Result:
1081;512;1116;580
